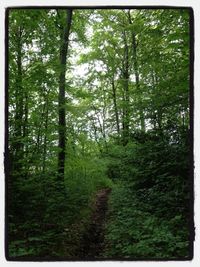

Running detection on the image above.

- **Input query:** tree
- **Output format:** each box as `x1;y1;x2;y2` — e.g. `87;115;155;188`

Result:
57;9;73;182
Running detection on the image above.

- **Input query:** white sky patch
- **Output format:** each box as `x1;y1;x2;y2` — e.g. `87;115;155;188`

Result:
90;12;103;23
71;98;79;105
130;73;136;82
92;79;99;86
47;68;55;75
72;63;89;78
70;41;91;78
69;23;108;80
85;26;93;39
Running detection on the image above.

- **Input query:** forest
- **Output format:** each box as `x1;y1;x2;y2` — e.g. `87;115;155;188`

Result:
6;8;193;260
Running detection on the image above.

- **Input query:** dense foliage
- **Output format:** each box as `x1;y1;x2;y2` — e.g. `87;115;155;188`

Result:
103;128;190;259
7;8;192;260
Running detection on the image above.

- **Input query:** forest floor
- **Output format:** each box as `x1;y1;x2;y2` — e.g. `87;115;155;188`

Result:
78;188;111;259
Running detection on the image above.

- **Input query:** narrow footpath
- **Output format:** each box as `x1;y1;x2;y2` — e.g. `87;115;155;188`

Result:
78;188;111;259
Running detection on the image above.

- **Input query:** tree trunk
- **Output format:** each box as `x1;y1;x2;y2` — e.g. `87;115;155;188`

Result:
12;26;24;174
93;104;108;152
57;9;73;182
9;25;24;217
122;30;130;145
111;77;120;138
90;115;103;153
128;11;145;132
152;71;163;132
42;94;49;173
22;91;28;178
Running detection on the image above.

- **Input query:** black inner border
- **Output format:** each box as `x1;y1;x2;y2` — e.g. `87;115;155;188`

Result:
4;5;194;262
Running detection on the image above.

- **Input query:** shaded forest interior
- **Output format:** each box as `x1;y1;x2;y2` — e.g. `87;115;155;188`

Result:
7;8;192;260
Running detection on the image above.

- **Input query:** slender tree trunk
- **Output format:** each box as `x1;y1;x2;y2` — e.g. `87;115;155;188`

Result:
102;87;109;152
9;26;24;216
70;124;76;155
92;104;108;152
122;30;130;145
128;11;145;132
90;116;103;153
42;97;49;173
111;77;120;138
102;88;107;141
57;9;73;182
22;91;28;178
152;71;163;131
23;92;28;142
12;26;24;174
34;101;46;172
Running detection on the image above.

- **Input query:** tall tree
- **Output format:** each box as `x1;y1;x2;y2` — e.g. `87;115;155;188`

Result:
128;10;145;132
111;76;120;138
121;29;130;145
57;9;73;181
12;25;24;173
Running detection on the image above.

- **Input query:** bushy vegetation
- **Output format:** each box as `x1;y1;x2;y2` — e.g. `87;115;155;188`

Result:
103;128;190;259
8;154;112;258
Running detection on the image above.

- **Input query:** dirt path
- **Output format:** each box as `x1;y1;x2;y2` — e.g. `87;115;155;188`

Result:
78;188;111;259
